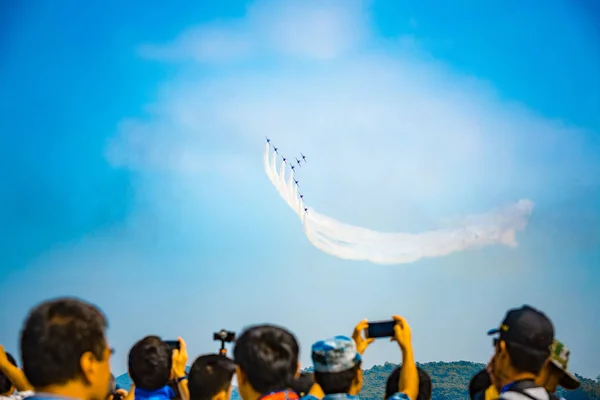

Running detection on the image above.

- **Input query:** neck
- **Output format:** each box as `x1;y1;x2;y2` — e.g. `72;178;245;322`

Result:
347;386;361;396
500;372;537;389
36;381;88;400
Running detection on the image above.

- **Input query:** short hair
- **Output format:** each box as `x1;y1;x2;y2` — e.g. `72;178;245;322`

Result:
20;297;108;388
233;324;299;394
290;372;315;397
128;336;172;391
188;355;235;400
385;366;432;400
505;341;549;375
314;363;361;395
0;352;17;393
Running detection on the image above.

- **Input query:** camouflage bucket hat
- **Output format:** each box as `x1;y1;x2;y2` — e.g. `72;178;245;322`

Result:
549;340;580;390
311;335;361;373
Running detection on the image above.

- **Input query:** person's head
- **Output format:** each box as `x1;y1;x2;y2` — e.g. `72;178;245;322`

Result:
311;336;362;396
233;324;299;400
188;354;236;400
487;305;554;388
0;352;18;395
128;336;173;391
385;366;431;400
535;340;580;393
289;372;315;397
20;297;112;400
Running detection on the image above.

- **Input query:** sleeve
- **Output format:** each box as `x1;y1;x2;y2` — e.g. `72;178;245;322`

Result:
15;392;36;400
299;395;320;400
387;393;410;400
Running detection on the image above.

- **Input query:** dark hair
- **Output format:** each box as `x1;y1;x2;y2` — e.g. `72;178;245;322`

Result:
314;363;362;395
290;372;314;397
468;369;491;400
0;352;17;394
128;336;172;391
385;366;431;400
505;341;548;375
188;354;235;400
233;324;299;394
20;297;108;388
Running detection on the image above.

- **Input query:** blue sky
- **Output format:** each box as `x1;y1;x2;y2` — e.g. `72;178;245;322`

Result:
1;0;599;380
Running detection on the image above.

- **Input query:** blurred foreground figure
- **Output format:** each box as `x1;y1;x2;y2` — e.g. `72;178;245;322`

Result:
188;354;235;400
304;316;418;400
486;305;558;400
0;347;33;400
233;325;300;400
20;298;113;400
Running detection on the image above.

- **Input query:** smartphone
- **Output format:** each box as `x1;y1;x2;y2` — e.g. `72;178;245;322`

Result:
365;320;396;338
164;340;180;352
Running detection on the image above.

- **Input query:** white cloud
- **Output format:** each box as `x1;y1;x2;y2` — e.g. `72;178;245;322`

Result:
137;0;369;63
109;0;600;243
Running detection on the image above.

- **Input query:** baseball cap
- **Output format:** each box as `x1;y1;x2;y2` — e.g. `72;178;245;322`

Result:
487;305;554;352
549;340;580;390
311;335;361;373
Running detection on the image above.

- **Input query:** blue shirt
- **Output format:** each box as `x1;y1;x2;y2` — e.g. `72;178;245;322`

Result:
134;386;175;400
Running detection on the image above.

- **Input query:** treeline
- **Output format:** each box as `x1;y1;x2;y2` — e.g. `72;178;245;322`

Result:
358;361;600;400
115;361;600;400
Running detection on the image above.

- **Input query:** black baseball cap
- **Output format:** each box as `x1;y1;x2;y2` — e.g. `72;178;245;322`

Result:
487;305;554;352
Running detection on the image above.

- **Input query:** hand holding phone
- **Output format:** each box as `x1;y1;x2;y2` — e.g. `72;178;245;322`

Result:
365;320;396;339
163;340;180;352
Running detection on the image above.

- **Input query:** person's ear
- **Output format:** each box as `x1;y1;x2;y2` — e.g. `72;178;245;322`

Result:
80;351;97;384
499;340;507;354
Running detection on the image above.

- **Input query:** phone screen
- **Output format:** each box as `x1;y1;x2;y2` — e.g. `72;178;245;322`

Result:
164;340;180;351
366;321;396;338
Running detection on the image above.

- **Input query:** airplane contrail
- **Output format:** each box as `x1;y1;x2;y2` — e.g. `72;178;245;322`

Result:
263;142;535;265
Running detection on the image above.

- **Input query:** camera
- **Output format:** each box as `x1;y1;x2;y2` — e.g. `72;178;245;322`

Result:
213;329;235;355
213;329;235;343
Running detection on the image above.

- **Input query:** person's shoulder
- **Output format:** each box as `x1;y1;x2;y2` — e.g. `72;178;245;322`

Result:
300;395;321;400
496;387;555;400
0;392;35;400
387;392;410;400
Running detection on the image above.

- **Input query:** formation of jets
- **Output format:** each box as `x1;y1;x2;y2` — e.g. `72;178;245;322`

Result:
266;136;308;213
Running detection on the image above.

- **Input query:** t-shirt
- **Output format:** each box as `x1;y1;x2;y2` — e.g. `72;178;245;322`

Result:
496;380;559;400
0;390;35;400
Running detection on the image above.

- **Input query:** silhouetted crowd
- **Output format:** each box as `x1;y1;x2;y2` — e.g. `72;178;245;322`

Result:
0;298;582;400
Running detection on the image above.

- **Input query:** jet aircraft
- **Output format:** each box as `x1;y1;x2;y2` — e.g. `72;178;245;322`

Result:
265;136;270;143
295;157;301;166
300;153;307;162
294;179;299;186
291;165;295;171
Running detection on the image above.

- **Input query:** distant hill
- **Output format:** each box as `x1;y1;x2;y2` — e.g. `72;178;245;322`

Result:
116;361;600;400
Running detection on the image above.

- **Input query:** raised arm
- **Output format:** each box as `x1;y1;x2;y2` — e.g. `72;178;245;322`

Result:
392;316;418;400
0;345;33;392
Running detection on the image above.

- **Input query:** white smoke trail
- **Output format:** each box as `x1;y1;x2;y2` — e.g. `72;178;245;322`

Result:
263;142;535;264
